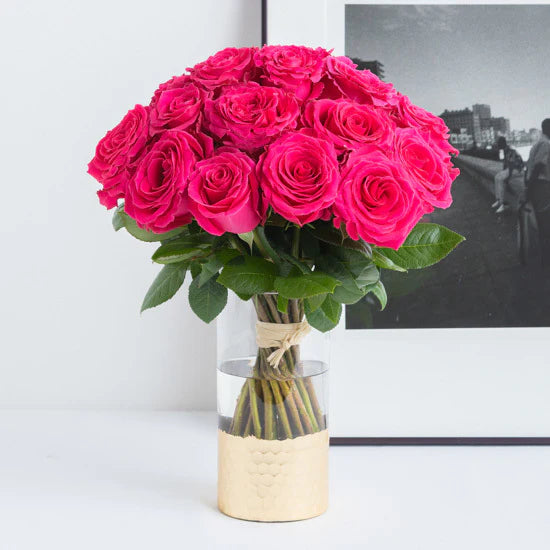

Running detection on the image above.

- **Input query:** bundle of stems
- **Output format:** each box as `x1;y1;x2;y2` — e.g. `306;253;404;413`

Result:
228;293;326;440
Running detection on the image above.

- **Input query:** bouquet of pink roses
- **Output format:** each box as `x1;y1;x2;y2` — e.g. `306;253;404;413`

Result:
89;45;463;441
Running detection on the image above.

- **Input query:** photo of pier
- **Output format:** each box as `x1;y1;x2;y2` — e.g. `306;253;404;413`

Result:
345;3;550;329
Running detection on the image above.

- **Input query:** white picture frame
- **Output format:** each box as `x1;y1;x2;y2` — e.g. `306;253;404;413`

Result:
266;0;550;439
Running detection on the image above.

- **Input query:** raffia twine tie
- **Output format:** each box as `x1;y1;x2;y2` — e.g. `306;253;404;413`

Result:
255;320;311;369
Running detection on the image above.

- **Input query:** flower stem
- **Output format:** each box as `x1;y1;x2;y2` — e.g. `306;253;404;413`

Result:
248;379;262;438
270;381;293;439
261;380;275;440
230;382;249;435
253;227;280;265
296;378;319;432
226;294;325;440
291;225;300;258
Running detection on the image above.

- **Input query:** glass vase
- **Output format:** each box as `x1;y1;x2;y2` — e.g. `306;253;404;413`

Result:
217;292;329;522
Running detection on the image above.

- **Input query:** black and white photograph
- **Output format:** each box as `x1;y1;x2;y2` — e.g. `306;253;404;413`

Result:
345;3;550;329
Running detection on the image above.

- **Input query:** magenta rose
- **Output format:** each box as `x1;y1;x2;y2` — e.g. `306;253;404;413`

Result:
424;132;461;192
150;74;191;108
322;56;397;107
334;146;425;249
392;128;456;209
257;130;339;225
150;81;209;135
188;47;257;89
125;130;213;233
303;99;394;154
203;82;299;152
187;148;262;236
254;45;329;101
389;93;450;139
88;105;149;209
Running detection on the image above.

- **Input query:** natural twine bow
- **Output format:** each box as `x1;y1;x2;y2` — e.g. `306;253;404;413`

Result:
255;320;311;369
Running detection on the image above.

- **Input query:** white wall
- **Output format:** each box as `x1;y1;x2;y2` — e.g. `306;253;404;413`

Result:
0;0;261;409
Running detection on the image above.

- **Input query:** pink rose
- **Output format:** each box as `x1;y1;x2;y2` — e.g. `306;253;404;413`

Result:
125;130;213;233
188;47;257;90
150;81;209;135
303;99;394;154
322;56;397;107
392;128;455;209
203;82;299;152
254;45;329;101
150;74;191;108
257;130;339;225
334;146;425;249
389;93;450;139
424;131;461;192
88;105;149;209
187;148;262;235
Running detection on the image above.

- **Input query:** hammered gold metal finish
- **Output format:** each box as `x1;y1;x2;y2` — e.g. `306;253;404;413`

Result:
217;429;329;522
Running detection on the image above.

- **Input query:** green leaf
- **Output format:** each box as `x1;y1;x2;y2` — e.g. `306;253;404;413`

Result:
141;262;187;313
236;292;253;301
112;208;125;231
377;223;465;270
316;256;364;305
190;261;202;279
334;285;365;305
300;230;321;260
152;239;210;264
355;263;380;288
277;294;289;314
114;206;187;242
274;271;340;299
306;293;327;312
366;280;387;310
330;247;372;277
217;256;278;295
305;295;342;332
197;249;241;287
238;231;255;252
278;251;311;275
188;276;227;323
371;249;407;273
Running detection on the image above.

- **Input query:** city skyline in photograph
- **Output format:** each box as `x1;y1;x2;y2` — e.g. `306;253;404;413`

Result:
345;4;550;133
345;3;550;330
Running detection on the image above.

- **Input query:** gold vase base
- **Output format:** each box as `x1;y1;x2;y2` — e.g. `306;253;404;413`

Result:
217;429;329;522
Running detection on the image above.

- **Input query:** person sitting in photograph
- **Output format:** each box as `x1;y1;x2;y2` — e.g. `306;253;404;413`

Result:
526;118;550;265
492;136;525;214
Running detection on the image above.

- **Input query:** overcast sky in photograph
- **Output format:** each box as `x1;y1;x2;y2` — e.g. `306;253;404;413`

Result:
345;4;550;131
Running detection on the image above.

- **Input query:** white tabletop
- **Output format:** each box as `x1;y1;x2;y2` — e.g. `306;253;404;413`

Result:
1;411;549;549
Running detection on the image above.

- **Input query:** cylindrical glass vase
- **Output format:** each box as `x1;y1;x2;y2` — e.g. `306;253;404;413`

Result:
217;292;329;522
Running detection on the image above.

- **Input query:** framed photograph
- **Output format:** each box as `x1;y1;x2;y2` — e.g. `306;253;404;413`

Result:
266;0;550;442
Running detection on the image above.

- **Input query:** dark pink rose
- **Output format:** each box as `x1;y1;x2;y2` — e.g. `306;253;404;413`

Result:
322;56;397;107
203;82;299;152
125;130;213;233
187;148;262;235
303;99;394;154
150;74;192;108
88;105;149;209
150;81;209;135
254;45;329;101
334;146;425;249
257;130;339;225
392;128;455;209
389;93;450;139
188;47;257;90
424;132;461;192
